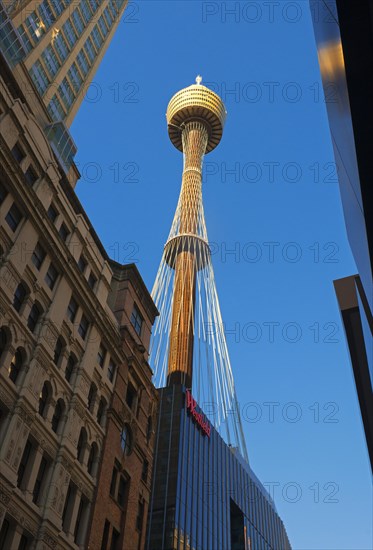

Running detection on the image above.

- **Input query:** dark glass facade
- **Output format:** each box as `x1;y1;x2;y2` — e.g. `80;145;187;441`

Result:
147;386;291;550
310;0;373;473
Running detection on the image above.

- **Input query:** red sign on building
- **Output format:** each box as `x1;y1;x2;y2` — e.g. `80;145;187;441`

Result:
185;390;211;437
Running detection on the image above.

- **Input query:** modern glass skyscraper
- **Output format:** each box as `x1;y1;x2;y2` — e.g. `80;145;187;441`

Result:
309;0;373;474
2;0;127;126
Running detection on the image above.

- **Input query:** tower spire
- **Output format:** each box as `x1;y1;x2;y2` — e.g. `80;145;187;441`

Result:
150;80;248;460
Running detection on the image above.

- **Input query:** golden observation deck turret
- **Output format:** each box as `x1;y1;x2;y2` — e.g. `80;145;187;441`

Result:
150;77;248;460
164;77;226;388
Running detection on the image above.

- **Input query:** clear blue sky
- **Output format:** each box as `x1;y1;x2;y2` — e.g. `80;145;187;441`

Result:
71;2;372;548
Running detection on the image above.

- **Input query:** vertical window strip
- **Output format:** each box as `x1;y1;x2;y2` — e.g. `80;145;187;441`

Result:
103;7;113;28
84;37;95;64
80;0;92;23
98;15;108;38
108;0;119;20
62;19;77;48
76;50;89;76
53;33;69;62
17;25;33;53
71;8;85;35
91;25;103;51
38;0;55;30
49;0;65;17
47;94;65;122
41;44;60;77
29;60;50;95
67;62;83;93
26;12;44;42
58;77;75;110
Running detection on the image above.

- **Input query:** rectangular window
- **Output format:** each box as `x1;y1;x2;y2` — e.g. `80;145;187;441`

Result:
97;344;106;367
54;33;69;62
5;203;22;232
101;520;110;550
29;60;50;95
62;482;74;533
77;254;87;273
109;465;118;496
89;0;98;13
58;77;75;110
88;272;97;289
42;45;60;77
80;0;92;24
103;7;113;28
63;19;77;48
136;499;144;531
27;304;41;333
45;263;59;289
17;25;33;53
0;519;10;549
26;12;44;42
58;222;70;241
47;94;65;122
24;165;38;186
32;455;49;504
141;460;148;483
49;0;64;16
68;62;83;93
74;496;88;544
117;476;127;506
84;37;95;64
67;296;78;322
91;26;103;51
13;283;27;312
130;304;143;336
18;534;30;550
17;440;32;488
72;9;85;35
76;50;89;76
0;181;8;205
110;528;120;550
98;15;108;38
32;242;46;270
47;203;58;222
107;360;116;382
78;314;89;340
38;0;55;29
126;383;136;410
109;0;119;18
11;142;25;162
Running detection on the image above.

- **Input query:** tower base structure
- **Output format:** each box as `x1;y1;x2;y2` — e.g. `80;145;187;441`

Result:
146;386;291;550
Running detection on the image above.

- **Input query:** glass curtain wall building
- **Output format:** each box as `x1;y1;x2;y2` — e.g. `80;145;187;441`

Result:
2;0;128;126
147;386;291;550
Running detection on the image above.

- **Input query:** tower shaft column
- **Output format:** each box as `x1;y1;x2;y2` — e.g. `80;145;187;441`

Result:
167;122;208;387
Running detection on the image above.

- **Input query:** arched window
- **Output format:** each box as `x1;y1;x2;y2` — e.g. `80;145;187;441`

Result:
87;442;98;476
120;425;132;456
77;427;87;463
51;399;64;433
9;348;24;384
27;302;42;333
96;396;107;427
65;354;76;383
87;383;97;413
53;337;65;366
13;282;27;313
38;382;52;418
